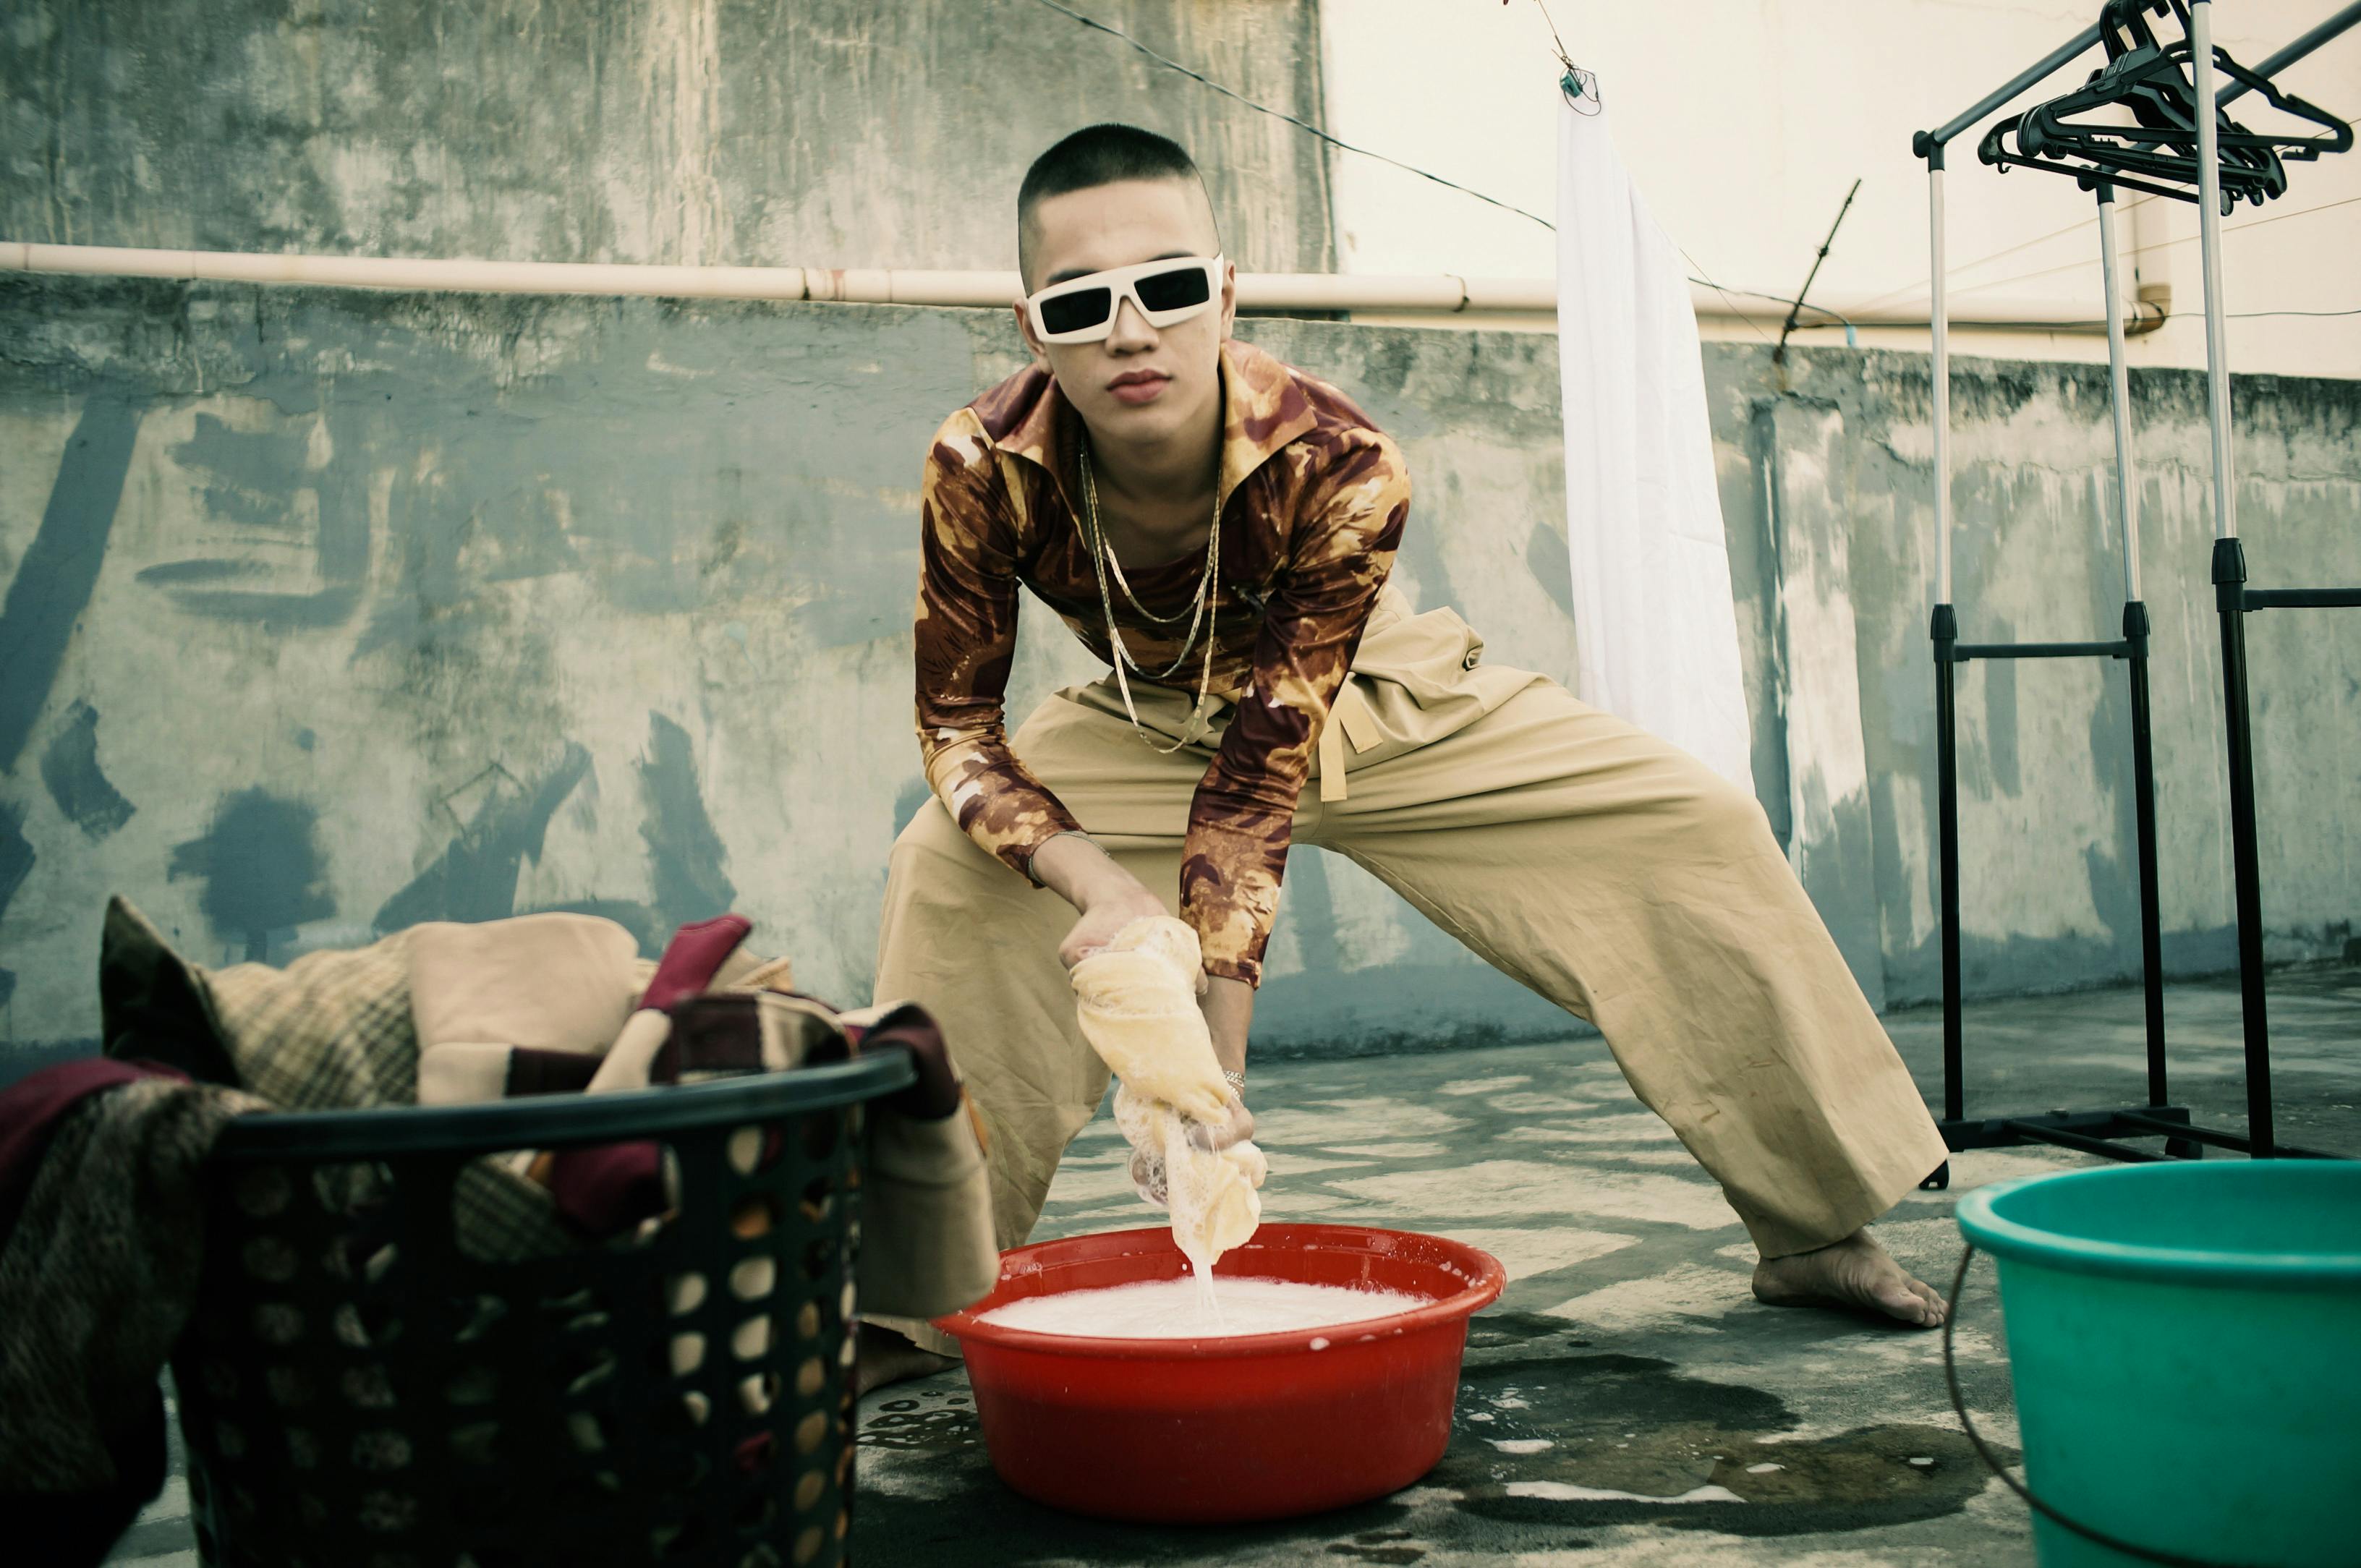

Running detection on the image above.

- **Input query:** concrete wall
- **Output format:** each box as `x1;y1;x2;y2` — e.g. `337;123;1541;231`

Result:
1;0;1334;274
1721;351;2361;1005
2;276;2355;1079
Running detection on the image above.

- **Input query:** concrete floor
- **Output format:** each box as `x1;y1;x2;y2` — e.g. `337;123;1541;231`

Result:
851;966;2360;1568
103;966;2358;1565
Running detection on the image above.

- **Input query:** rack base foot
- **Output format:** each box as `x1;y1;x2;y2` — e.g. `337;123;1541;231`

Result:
1928;1106;2347;1171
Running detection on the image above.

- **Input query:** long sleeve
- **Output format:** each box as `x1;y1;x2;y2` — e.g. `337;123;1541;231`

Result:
1180;430;1409;984
912;413;1084;877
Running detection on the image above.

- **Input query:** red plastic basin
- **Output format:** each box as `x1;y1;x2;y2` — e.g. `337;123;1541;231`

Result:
931;1222;1506;1523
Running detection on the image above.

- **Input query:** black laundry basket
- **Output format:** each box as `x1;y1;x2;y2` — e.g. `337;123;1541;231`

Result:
169;1054;914;1568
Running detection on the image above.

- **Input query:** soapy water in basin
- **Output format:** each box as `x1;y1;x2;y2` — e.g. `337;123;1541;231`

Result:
977;1276;1429;1339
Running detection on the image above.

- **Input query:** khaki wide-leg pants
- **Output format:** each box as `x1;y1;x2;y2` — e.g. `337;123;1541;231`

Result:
872;589;1946;1349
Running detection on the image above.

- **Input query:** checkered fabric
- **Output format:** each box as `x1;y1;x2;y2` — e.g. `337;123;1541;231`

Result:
103;899;578;1261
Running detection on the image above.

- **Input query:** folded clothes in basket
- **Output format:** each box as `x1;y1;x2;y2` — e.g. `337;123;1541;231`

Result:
400;907;998;1318
0;898;998;1567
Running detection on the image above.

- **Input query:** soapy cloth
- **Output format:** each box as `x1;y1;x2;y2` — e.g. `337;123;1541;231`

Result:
1069;917;1267;1283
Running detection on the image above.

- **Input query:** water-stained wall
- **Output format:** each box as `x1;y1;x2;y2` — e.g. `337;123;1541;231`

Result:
1;276;2354;1075
0;0;1334;274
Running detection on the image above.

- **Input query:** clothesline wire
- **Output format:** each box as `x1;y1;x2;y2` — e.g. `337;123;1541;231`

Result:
1026;0;1560;231
1936;191;2361;300
1025;0;1820;334
1026;0;2354;331
1844;193;2162;316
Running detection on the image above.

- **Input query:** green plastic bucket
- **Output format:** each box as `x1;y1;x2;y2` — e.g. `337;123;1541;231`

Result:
1954;1162;2361;1567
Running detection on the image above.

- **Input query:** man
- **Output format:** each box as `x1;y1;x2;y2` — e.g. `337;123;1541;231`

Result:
862;124;1950;1384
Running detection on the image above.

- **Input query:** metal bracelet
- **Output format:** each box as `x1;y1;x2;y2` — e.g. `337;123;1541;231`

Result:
1222;1069;1246;1095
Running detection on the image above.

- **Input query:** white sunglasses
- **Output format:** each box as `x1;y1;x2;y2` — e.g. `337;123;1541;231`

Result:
1024;255;1225;344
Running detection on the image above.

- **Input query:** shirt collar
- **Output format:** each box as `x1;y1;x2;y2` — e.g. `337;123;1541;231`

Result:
992;338;1321;515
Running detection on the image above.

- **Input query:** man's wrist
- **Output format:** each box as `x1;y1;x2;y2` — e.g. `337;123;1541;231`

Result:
1034;832;1151;913
1201;973;1253;1078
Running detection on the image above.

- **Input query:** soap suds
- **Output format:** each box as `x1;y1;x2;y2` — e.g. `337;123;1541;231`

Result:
978;1277;1426;1339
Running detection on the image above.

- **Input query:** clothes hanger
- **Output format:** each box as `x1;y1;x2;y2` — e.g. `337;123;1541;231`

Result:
1978;0;2350;210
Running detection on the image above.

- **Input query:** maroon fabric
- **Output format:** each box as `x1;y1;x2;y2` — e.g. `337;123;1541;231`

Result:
544;923;943;1240
546;1142;668;1237
851;1004;960;1121
546;924;752;1237
651;994;766;1083
501;1049;604;1099
637;914;752;1015
0;1060;183;1240
0;1058;203;1566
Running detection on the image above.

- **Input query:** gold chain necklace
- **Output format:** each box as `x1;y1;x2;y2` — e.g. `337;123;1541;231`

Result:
1086;472;1204;629
1077;439;1222;754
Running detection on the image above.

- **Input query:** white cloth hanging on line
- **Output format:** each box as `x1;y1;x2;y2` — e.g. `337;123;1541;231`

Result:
1556;82;1756;792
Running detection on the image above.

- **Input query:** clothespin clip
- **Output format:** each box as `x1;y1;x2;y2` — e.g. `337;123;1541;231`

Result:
1525;0;1599;113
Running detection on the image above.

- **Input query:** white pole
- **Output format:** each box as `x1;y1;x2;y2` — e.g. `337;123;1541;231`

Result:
1931;163;1952;604
2097;187;2141;602
2192;0;2237;541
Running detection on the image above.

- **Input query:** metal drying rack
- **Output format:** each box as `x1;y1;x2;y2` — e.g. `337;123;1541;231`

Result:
1908;0;2360;1183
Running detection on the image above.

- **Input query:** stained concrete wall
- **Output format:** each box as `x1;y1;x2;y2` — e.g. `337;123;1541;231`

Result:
0;0;1333;273
2;276;2355;1078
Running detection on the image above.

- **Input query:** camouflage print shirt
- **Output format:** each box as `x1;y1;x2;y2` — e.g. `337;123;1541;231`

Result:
914;338;1408;986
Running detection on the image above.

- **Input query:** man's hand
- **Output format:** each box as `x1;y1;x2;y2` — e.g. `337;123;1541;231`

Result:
1058;890;1171;969
1182;1088;1256;1152
1131;1086;1259;1205
1032;833;1169;969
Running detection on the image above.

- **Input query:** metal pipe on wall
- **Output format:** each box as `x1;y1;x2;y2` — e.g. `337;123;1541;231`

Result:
1;240;2149;333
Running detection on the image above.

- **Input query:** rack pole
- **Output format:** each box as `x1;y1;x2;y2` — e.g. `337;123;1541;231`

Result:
2193;1;2235;547
2097;182;2169;1108
2219;1;2361;108
1926;146;1964;1122
2096;185;2140;604
2192;0;2276;1155
1931;158;1952;604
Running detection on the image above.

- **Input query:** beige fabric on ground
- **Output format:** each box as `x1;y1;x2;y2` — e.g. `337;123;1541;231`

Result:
873;586;1948;1357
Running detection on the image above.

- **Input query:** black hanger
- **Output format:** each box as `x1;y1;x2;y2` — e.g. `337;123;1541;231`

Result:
1978;0;2350;210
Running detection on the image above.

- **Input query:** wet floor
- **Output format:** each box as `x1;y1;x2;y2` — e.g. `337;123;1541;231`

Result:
852;966;2361;1567
855;1313;2008;1566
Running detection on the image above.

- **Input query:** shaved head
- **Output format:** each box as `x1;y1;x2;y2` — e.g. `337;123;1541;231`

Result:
1018;123;1221;290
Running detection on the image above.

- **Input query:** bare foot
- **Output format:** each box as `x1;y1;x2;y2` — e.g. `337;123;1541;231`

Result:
1751;1230;1949;1329
854;1324;957;1397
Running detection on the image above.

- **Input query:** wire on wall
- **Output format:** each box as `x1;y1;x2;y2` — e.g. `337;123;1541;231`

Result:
1027;0;2352;332
1026;0;1559;230
1943;192;2361;299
